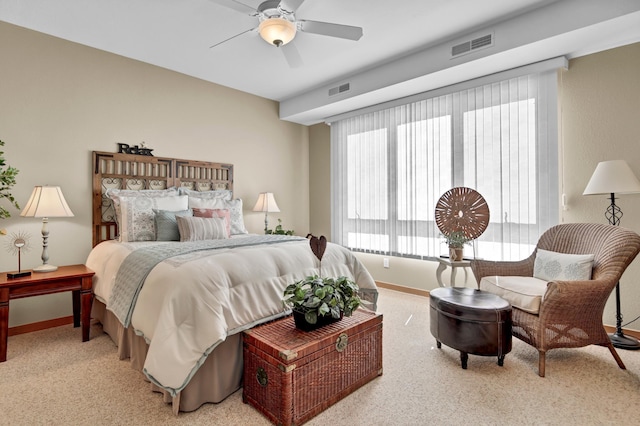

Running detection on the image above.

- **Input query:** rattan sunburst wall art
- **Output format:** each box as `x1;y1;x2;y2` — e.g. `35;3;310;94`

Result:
435;187;490;242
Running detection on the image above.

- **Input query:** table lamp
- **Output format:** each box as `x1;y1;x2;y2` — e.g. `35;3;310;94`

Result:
20;185;74;272
253;192;280;234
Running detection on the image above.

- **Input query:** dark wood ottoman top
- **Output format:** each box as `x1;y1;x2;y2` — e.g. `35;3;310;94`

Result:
431;287;511;319
430;287;512;369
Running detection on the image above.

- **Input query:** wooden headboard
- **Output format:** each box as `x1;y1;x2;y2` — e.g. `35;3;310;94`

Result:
92;151;233;246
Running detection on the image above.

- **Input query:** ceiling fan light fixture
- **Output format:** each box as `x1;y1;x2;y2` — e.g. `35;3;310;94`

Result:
259;17;297;47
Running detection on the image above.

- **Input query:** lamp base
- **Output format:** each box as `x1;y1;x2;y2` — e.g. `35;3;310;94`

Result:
609;332;640;350
33;264;58;273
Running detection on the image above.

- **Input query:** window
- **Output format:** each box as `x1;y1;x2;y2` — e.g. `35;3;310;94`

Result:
330;63;561;261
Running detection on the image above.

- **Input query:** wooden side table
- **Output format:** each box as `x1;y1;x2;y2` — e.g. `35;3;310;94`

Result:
0;264;95;362
436;257;472;287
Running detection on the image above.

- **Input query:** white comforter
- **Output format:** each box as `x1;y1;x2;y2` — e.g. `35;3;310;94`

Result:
86;236;377;396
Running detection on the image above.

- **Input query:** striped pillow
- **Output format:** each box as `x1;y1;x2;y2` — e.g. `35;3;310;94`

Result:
192;208;231;238
176;216;228;242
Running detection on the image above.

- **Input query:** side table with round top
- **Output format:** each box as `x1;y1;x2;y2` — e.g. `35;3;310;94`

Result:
429;287;512;369
435;257;472;287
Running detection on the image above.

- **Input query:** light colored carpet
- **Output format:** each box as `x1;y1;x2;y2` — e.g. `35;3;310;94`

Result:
1;287;640;425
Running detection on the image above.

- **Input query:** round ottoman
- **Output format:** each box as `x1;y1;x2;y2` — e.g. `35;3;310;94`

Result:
429;287;512;369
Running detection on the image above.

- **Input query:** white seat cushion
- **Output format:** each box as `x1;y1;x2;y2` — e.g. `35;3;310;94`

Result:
479;276;549;314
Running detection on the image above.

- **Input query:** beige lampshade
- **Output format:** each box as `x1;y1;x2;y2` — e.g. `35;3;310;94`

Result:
259;17;296;46
253;192;280;213
583;160;640;195
20;186;75;218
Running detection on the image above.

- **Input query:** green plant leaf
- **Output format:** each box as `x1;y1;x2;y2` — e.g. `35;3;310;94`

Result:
329;306;341;319
303;296;321;308
318;302;330;316
304;310;318;324
314;287;326;299
294;287;306;300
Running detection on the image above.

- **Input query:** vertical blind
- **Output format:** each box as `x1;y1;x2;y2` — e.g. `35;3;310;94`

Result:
330;62;561;261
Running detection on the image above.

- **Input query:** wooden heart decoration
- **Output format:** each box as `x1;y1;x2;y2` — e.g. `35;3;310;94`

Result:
309;235;327;262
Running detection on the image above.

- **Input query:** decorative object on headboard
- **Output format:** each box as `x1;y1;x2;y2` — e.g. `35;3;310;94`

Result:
117;142;154;156
92;151;234;246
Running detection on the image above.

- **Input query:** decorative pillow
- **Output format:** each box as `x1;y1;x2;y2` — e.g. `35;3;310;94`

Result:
192;208;231;238
176;216;229;241
106;187;178;209
154;209;193;241
178;188;232;200
117;195;188;242
106;187;179;225
188;197;248;235
533;249;595;281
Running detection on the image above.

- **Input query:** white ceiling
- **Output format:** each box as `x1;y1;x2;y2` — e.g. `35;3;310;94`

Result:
2;0;640;125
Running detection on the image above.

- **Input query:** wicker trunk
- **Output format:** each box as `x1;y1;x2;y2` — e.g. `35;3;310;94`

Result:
242;309;383;426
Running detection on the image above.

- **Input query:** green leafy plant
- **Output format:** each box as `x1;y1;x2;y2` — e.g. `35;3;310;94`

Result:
282;235;361;326
442;230;471;248
266;218;294;236
0;140;20;219
283;275;361;325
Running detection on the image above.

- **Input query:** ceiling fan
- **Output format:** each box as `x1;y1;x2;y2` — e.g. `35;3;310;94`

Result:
209;0;363;67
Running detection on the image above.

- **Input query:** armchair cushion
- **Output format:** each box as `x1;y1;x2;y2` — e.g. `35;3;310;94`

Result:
479;276;548;314
533;249;594;281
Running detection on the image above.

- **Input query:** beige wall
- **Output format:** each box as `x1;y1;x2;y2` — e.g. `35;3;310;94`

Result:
560;42;640;328
0;22;309;326
308;123;331;239
309;42;640;331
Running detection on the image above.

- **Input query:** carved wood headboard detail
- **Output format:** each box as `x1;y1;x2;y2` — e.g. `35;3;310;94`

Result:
92;151;234;247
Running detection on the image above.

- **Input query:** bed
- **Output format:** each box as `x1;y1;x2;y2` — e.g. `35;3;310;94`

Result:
86;151;378;413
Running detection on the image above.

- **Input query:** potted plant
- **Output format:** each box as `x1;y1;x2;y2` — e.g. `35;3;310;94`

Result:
282;235;361;331
266;218;294;236
0;139;20;221
442;230;471;261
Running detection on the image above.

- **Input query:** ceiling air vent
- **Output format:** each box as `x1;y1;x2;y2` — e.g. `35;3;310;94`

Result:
328;83;350;97
451;33;494;58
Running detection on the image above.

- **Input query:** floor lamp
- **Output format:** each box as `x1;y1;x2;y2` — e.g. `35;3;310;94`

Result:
583;160;640;350
252;192;280;234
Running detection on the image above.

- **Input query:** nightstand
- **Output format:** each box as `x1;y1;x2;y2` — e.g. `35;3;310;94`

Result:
0;264;95;362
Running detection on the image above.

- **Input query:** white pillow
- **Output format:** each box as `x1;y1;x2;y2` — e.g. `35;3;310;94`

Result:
178;188;232;200
176;216;229;241
118;195;188;242
188;197;248;235
106;187;177;198
533;249;594;281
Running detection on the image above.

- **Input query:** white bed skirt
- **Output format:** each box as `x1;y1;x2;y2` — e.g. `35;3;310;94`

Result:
92;300;243;413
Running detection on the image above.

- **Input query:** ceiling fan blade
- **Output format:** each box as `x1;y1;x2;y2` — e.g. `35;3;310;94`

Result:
210;27;256;49
279;0;306;13
281;42;303;68
299;20;363;41
208;0;256;15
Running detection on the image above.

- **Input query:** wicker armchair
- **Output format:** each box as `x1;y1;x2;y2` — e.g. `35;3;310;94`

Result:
471;223;640;377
